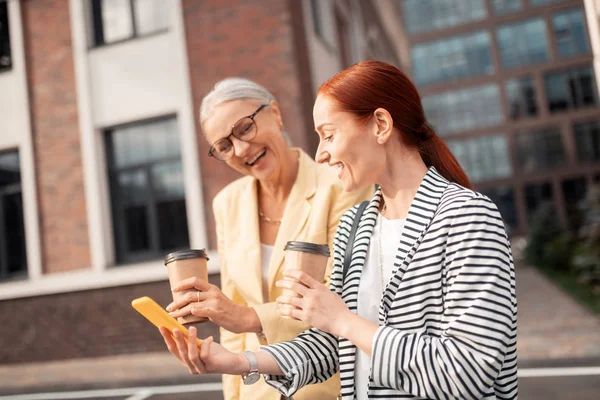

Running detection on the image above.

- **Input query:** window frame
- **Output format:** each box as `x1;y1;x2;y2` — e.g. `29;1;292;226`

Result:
544;65;599;113
104;115;190;264
504;76;538;120
90;0;169;48
496;17;549;69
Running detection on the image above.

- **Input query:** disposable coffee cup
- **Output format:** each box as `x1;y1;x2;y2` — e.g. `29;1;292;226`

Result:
279;241;330;319
165;249;209;325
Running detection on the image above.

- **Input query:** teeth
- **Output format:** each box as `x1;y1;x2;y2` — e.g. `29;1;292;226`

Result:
247;149;266;165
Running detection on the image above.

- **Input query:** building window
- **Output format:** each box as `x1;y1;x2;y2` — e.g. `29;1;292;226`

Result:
492;0;522;15
0;1;11;72
447;134;512;183
105;117;189;264
497;18;549;69
310;0;335;49
516;127;566;173
480;186;519;233
574;120;600;163
529;0;569;6
422;84;503;136
505;77;537;120
412;31;493;86
552;8;590;59
525;181;554;224
91;0;169;46
545;65;598;113
0;151;27;281
561;177;587;230
402;0;486;35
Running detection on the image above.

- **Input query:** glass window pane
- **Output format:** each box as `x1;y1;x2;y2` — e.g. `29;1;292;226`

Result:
497;18;548;69
110;118;181;168
402;0;486;34
0;1;11;71
545;65;598;113
0;151;20;187
574;120;600;162
423;84;503;136
505;77;537;120
447;134;512;183
516;128;566;173
133;0;169;35
100;0;134;43
124;205;150;252
106;117;188;263
529;0;569;6
157;199;189;251
117;169;147;203
412;31;493;86
553;8;590;59
152;161;185;199
492;0;521;15
2;192;27;275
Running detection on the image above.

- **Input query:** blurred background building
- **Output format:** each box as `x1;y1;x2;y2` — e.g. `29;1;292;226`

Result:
1;0;600;393
397;0;600;236
0;0;403;365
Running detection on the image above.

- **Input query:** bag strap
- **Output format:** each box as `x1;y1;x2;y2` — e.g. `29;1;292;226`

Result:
342;201;369;285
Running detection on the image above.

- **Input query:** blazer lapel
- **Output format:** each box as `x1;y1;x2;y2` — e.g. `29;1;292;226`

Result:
379;167;449;321
266;150;315;296
230;178;264;305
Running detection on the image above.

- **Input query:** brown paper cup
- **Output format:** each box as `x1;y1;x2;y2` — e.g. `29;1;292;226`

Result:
165;249;209;325
279;241;330;320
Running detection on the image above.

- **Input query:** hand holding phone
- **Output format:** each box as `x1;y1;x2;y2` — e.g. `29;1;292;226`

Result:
131;296;202;345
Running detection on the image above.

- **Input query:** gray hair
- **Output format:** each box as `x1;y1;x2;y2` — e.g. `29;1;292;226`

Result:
200;78;291;145
200;77;277;126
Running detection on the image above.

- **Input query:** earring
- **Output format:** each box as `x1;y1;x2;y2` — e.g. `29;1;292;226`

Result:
378;138;384;144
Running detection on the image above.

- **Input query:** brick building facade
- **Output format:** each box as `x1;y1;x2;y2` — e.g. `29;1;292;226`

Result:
0;0;403;364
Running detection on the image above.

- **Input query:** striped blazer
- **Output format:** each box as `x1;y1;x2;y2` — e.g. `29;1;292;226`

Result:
262;168;518;399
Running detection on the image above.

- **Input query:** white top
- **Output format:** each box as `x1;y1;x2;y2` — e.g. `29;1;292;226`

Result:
355;214;405;400
260;244;275;302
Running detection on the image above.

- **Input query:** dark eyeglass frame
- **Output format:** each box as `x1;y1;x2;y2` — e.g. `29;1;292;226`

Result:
208;104;269;161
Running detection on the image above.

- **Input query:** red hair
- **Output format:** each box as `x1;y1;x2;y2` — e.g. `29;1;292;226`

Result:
318;60;472;189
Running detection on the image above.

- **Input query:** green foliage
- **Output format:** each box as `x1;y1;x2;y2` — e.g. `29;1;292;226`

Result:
524;203;568;270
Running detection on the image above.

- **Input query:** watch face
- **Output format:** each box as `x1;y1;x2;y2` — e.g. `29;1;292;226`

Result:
243;373;260;385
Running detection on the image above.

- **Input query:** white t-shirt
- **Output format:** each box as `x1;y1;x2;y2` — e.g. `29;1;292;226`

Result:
260;243;274;302
355;214;405;400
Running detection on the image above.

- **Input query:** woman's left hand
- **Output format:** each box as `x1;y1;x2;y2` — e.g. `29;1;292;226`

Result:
276;270;353;336
167;277;258;334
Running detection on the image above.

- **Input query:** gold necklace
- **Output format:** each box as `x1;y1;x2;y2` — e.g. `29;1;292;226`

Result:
258;210;281;225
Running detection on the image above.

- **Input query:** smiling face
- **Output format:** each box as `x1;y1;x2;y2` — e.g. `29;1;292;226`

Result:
313;95;386;192
203;99;289;181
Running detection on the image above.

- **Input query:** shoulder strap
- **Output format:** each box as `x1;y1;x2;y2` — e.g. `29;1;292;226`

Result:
342;201;369;285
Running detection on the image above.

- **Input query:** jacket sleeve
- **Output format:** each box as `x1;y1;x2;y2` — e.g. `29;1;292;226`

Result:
370;197;518;399
213;200;245;400
260;204;363;397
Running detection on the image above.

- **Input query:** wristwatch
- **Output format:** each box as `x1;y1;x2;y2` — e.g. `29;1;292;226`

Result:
241;351;260;385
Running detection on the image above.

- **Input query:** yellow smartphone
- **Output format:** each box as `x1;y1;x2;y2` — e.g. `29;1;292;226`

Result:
131;296;202;345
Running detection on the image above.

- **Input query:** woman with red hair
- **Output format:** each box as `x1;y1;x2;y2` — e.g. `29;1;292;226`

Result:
161;60;518;400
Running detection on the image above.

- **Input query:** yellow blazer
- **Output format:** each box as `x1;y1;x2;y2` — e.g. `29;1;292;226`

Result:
213;149;372;400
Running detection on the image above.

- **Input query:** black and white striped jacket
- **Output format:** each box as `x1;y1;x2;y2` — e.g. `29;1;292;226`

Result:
262;168;518;399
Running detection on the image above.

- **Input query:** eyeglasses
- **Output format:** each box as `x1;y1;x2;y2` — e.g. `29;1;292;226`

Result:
208;104;268;161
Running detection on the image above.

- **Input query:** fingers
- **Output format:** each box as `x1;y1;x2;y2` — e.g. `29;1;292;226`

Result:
275;278;310;296
166;290;209;312
159;327;183;362
168;302;196;318
172;277;212;293
276;295;303;308
187;327;206;374
200;335;214;362
282;270;320;288
172;329;197;374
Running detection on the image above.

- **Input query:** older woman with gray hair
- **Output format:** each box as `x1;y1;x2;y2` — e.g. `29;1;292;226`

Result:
159;78;372;400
